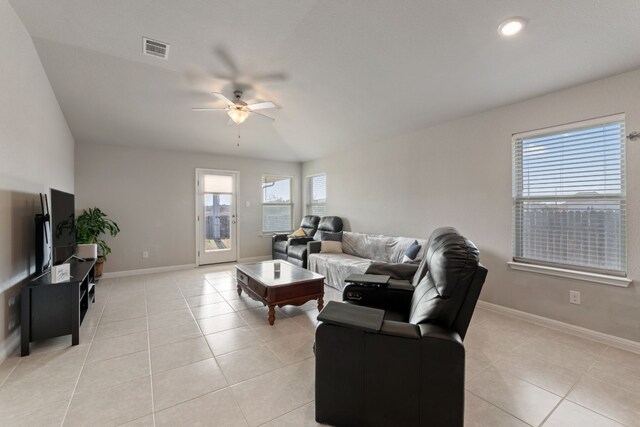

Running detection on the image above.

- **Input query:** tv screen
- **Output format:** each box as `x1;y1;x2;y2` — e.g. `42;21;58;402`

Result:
51;189;75;265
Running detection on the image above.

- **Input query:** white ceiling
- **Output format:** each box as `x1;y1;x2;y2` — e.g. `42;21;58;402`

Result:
10;0;640;162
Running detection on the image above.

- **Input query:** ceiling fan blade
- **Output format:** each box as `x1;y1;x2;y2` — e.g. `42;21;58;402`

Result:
192;108;227;111
247;101;277;111
211;92;234;105
249;111;276;122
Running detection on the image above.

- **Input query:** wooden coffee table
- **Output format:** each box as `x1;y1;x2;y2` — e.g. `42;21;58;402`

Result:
236;260;325;325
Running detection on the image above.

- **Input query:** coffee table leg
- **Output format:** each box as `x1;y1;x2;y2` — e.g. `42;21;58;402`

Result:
268;305;276;326
237;284;242;296
318;296;324;312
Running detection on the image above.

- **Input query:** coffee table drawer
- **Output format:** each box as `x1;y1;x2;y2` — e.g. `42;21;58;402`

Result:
237;271;248;286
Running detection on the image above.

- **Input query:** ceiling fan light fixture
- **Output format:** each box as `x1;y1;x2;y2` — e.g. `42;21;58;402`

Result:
227;107;249;124
498;17;527;37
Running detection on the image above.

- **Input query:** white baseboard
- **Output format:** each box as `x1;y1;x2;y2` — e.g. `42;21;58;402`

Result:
477;300;640;354
101;263;197;279
238;256;270;263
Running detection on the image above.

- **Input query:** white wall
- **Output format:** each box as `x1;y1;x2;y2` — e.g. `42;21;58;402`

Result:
75;143;302;273
303;68;640;342
0;0;75;360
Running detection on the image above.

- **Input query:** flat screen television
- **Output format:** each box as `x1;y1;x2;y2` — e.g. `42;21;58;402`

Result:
50;189;75;265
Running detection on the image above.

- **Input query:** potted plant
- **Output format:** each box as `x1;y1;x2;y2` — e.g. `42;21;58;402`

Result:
75;207;120;277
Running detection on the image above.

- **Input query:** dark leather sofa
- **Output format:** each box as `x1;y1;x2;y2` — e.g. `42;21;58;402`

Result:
315;227;487;427
271;215;320;262
289;216;343;268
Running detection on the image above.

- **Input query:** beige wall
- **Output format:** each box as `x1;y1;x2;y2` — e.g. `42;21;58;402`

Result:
0;0;75;360
74;143;302;273
303;68;640;342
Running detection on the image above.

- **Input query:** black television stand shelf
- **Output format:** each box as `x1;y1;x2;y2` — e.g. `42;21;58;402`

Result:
21;258;96;356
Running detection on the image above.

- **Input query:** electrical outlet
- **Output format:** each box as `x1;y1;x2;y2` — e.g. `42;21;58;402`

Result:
569;290;581;305
142;251;149;259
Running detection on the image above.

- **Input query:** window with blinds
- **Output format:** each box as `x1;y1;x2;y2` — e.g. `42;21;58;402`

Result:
512;114;626;275
306;174;326;216
261;175;293;233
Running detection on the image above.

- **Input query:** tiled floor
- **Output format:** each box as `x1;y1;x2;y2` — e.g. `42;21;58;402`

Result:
1;264;638;426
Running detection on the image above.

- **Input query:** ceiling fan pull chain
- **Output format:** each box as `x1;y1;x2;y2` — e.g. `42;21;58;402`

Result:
237;125;241;147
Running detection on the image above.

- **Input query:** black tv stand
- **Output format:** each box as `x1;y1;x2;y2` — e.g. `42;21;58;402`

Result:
21;258;96;356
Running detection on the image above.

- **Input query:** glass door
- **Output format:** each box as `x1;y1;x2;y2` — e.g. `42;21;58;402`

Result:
196;170;238;265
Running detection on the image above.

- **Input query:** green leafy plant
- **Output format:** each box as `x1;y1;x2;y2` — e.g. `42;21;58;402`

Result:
75;208;120;260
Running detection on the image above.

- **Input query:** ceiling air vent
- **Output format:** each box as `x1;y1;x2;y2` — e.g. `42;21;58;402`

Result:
142;37;170;60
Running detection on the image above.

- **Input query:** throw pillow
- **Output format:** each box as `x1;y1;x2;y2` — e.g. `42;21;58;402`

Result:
289;228;306;238
402;240;421;263
320;240;343;254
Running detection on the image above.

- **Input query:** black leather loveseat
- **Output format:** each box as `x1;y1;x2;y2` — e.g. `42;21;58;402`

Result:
288;216;343;268
315;227;487;427
271;215;320;262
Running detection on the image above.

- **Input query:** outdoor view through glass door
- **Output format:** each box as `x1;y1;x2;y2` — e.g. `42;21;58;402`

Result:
196;170;238;265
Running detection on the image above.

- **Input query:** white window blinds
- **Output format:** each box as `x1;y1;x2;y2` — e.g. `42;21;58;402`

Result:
262;175;293;233
512;115;626;275
306;174;326;216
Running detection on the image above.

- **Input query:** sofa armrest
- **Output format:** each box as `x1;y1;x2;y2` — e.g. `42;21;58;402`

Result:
272;233;288;243
288;237;314;246
308;240;322;255
343;281;414;313
317;301;385;332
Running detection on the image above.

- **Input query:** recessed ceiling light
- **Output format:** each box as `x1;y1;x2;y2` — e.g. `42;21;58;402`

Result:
498;17;527;37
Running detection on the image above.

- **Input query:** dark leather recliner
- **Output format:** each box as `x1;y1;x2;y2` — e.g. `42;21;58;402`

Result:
271;215;320;262
288;216;343;268
315;227;488;427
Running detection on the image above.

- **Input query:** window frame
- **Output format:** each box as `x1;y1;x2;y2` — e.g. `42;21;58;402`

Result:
261;174;294;234
511;114;627;278
305;173;327;217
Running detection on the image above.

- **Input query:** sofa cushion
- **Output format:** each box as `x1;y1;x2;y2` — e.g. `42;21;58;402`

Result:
314;230;343;241
321;241;343;253
308;253;372;291
300;215;320;237
408;229;480;327
273;240;288;254
342;232;428;264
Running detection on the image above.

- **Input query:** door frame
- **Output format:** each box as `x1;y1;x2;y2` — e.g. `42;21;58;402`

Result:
195;168;240;267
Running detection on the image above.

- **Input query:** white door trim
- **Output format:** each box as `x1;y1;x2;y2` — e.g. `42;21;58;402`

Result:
195;168;240;266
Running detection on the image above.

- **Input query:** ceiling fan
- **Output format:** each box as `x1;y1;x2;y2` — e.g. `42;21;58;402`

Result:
193;90;277;125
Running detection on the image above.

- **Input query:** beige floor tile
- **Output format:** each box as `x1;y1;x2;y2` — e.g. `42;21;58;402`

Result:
0;397;68;427
514;330;605;372
179;283;216;297
252;318;306;342
86;331;149;363
265;331;315;365
146;297;188;314
289;309;320;335
118;414;155;426
261;402;327;426
205;326;261;356
217;344;284;384
567;376;640;426
237;307;284;327
192;301;235;319
65;376;153;426
543;400;624;427
185;292;226;307
76;349;150;393
209;276;238;291
94;317;148;341
145;288;183;303
147;308;195;330
99;305;147;324
4;344;89;384
155;388;247;426
150;336;212;373
148;319;202;348
465;353;491;381
463;322;530;362
600;346;640;371
152;358;228;411
492;352;581;396
231;358;315;427
586;359;640;395
227;297;267;311
0;355;20;385
0;374;76;419
465;367;561;426
198;312;247;335
464;392;529;427
221;289;244;301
